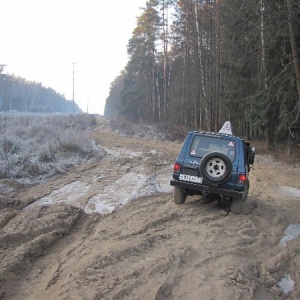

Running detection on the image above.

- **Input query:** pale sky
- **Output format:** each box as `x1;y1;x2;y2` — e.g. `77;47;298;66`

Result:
1;0;146;114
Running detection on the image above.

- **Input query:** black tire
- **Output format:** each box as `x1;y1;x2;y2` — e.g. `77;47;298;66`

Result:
242;179;250;202
199;152;232;184
173;187;187;204
231;179;249;214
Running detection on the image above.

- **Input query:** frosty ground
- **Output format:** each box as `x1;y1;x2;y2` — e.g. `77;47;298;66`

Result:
1;116;300;299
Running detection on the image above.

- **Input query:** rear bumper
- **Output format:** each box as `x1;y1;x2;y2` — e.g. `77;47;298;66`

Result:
170;179;243;199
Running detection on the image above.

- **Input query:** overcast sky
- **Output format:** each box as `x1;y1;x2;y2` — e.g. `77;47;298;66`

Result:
1;0;146;114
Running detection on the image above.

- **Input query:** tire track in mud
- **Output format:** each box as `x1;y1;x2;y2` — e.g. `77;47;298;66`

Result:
0;205;82;294
100;195;290;300
53;196;190;300
0;189;295;299
81;198;272;299
9;194;273;299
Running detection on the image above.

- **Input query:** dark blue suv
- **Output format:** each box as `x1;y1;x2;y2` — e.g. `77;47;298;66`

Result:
170;122;255;214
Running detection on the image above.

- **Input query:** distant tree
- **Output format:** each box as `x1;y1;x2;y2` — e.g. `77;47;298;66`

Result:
124;0;161;121
286;0;300;132
104;71;126;118
0;69;82;114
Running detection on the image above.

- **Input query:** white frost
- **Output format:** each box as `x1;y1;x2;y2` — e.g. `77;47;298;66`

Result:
26;181;91;209
26;169;173;215
277;274;294;295
84;171;173;214
278;186;300;197
279;223;300;248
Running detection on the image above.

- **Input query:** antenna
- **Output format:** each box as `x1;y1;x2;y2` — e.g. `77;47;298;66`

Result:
72;62;75;113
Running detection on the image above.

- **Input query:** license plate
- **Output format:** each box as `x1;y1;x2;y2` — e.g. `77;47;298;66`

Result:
179;174;203;184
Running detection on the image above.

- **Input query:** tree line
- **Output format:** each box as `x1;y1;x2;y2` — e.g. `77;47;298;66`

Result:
0;65;81;114
104;0;300;149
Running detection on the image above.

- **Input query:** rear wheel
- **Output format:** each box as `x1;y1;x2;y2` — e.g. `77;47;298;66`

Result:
174;187;187;204
231;179;249;214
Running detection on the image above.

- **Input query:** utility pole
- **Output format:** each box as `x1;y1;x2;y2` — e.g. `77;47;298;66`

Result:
86;102;88;114
72;62;75;113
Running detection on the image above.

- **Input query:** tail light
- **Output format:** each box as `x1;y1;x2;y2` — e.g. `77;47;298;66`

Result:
238;174;247;183
173;163;181;174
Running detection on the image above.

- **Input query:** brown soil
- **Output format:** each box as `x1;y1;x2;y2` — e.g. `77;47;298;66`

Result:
1;117;300;299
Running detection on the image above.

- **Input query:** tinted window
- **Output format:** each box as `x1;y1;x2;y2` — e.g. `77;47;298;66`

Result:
189;136;236;161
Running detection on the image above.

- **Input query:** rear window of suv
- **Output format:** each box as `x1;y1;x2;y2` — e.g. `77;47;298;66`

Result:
189;135;236;161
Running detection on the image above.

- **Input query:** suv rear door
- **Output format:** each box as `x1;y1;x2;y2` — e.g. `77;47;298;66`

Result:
182;134;239;187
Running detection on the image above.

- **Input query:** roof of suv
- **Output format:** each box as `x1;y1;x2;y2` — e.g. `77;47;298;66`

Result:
189;130;244;141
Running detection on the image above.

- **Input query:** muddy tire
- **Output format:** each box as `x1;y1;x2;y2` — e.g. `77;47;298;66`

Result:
200;152;232;185
231;179;249;214
174;187;187;204
230;197;243;214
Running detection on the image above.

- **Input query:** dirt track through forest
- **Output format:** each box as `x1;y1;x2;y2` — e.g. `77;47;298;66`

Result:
1;118;300;299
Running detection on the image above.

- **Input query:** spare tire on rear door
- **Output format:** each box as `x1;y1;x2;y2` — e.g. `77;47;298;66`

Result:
200;152;232;184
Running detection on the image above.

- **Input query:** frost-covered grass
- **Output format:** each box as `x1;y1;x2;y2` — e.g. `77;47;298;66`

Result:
0;113;99;188
109;118;168;141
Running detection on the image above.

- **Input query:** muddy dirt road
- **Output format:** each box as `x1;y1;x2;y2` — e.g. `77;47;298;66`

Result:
1;118;300;299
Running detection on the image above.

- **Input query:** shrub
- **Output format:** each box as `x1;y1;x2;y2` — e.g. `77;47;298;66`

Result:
61;143;82;153
38;151;52;163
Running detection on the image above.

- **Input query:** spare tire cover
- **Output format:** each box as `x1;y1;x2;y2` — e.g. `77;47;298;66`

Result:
200;152;232;184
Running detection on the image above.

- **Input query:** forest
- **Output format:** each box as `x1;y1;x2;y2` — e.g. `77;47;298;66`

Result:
0;65;81;114
104;0;300;150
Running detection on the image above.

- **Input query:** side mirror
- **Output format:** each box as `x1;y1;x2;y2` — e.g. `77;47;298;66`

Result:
248;146;255;165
